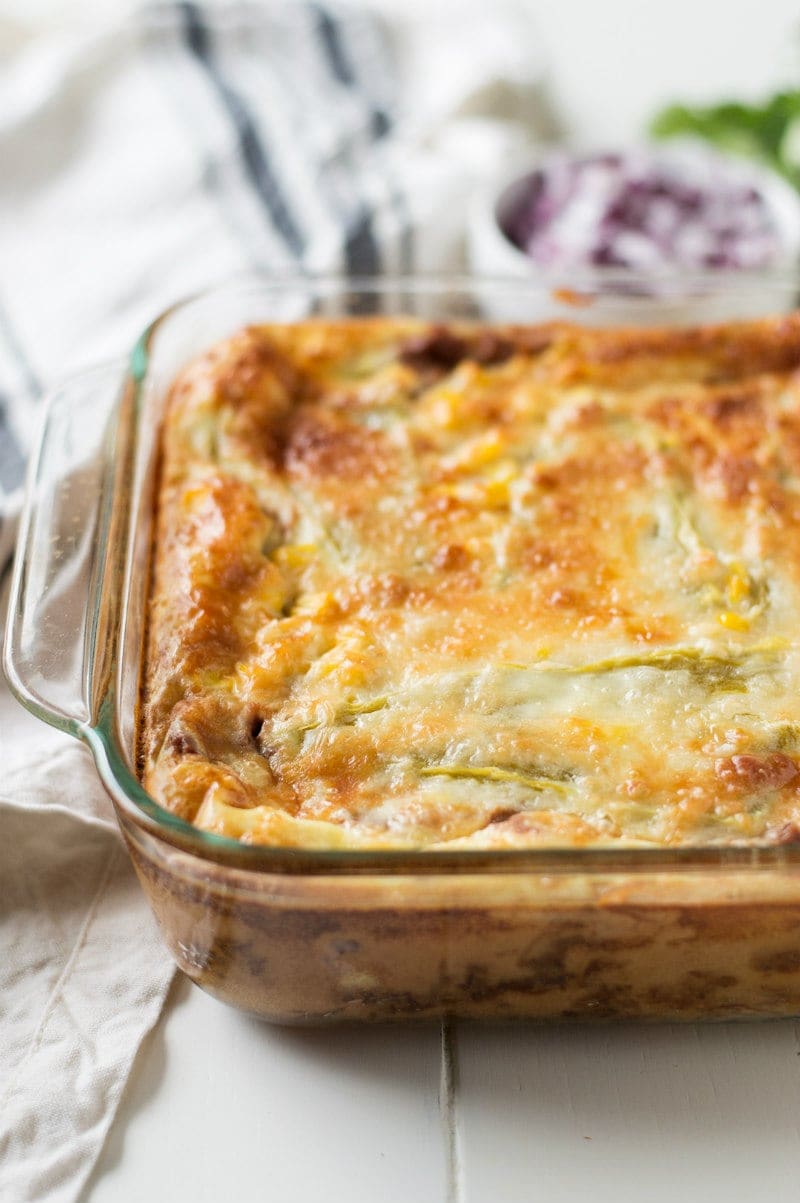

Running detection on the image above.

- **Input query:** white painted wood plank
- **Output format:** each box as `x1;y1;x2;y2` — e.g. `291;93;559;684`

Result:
82;976;446;1203
456;1021;800;1203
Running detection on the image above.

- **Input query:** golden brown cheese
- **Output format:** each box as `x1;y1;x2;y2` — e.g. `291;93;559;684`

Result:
140;313;800;849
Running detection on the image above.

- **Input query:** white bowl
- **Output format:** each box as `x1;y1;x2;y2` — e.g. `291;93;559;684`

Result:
468;142;800;324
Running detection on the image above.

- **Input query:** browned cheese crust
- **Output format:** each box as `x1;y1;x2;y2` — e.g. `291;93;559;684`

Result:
140;313;800;849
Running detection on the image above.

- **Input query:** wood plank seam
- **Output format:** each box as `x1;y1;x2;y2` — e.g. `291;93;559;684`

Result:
440;1019;463;1203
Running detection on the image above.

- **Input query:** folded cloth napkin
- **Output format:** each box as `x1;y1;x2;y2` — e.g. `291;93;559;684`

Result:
0;3;550;1199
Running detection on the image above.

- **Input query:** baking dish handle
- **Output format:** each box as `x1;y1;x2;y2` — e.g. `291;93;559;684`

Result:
3;360;129;735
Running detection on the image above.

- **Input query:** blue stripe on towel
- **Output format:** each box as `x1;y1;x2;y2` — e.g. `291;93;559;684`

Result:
178;1;306;259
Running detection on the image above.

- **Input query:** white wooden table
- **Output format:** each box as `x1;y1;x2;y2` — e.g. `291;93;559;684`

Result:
82;2;800;1198
83;979;800;1203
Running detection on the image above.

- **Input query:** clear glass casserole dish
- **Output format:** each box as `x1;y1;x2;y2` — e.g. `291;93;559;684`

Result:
6;273;800;1023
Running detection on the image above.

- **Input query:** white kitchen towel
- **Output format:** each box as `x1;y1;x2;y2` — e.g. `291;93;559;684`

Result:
0;651;175;1203
0;3;550;1200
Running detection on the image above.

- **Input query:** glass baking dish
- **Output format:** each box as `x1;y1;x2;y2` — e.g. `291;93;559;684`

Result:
7;274;800;1023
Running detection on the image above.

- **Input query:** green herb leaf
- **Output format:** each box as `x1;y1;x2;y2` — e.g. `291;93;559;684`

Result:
650;91;800;189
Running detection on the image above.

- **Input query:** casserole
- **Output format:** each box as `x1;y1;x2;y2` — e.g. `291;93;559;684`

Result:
7;274;800;1022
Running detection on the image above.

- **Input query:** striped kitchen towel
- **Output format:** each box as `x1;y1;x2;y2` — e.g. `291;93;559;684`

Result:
0;6;548;1201
0;0;547;574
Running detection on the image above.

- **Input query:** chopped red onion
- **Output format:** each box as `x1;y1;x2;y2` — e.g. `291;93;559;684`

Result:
502;150;782;275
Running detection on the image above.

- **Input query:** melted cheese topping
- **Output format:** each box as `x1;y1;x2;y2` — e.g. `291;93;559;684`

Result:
141;315;800;849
